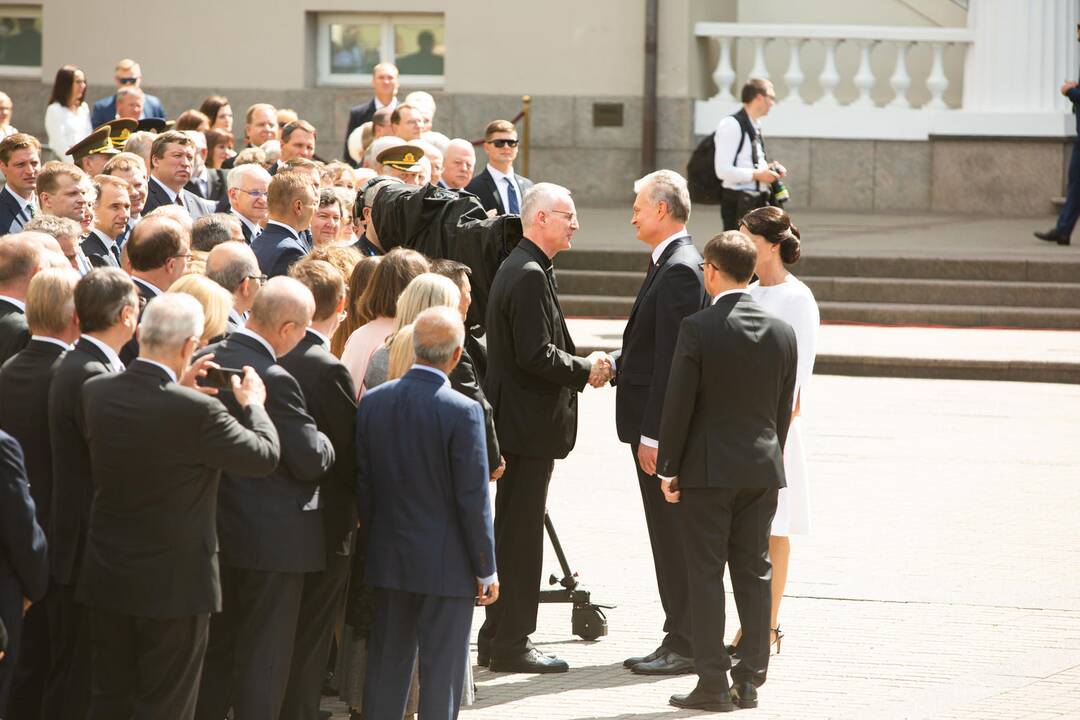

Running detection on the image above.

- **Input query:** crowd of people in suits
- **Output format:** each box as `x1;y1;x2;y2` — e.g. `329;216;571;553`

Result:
0;62;820;720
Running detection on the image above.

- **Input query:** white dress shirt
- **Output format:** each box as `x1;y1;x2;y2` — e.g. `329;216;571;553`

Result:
150;175;181;205
135;357;178;382
3;185;35;232
132;276;163;297
0;295;25;312
485;164;520;214
80;334;125;371
88;227;120;254
30;335;71;351
713;114;767;192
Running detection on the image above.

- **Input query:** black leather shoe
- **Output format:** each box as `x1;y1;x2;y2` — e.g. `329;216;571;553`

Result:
488;647;569;673
623;645;665;669
730;680;759;709
477;646;490;667
669;686;736;712
631;650;694;675
1035;228;1070;245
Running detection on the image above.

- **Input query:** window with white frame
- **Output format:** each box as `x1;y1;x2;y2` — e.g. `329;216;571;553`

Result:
317;14;445;87
0;6;42;77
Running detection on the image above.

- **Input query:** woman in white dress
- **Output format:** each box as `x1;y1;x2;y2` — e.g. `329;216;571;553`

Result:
728;206;820;655
44;64;92;163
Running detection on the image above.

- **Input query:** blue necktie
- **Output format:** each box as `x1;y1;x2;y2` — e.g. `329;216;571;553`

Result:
505;177;520;214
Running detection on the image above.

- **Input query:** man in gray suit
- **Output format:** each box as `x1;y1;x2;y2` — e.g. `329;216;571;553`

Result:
142;131;214;219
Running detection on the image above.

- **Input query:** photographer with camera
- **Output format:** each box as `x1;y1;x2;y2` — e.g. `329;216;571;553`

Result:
713;78;788;231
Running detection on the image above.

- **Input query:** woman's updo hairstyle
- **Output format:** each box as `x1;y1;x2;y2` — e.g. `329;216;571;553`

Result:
740;206;801;265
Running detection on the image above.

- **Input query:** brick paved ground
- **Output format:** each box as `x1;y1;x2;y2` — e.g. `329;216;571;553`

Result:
324;375;1080;719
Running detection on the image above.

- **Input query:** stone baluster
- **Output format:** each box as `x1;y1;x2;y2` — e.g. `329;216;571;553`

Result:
887;41;913;109
925;42;949;110
852;40;877;107
711;36;736;102
818;39;841;106
783;39;805;105
750;37;769;80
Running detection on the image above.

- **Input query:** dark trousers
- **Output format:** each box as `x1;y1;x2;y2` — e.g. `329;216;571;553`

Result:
680;486;777;692
6;588;49;720
631;445;693;658
0;586;26;716
362;588;472;720
44;581;92;720
720;189;770;231
87;607;209;720
280;555;350;720
194;566;304;720
1058;139;1080;237
478;453;554;656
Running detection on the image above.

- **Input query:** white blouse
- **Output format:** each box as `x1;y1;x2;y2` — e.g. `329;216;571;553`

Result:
44;102;92;163
749;274;820;413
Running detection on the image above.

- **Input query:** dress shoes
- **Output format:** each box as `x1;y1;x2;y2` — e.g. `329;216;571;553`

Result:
488;647;569;674
623;645;665;669
477;646;490;667
669;686;736;712
631;649;694;675
1034;228;1071;245
730;680;759;709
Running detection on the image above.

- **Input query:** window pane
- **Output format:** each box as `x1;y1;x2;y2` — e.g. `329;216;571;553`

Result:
0;16;42;67
393;24;444;76
329;22;381;75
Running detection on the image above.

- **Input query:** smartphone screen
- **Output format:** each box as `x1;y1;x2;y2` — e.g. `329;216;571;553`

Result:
203;367;244;390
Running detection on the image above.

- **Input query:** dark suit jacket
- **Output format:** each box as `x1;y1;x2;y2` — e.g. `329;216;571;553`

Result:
252;221;310;278
80;229;121;269
356;368;495;598
142;176;214;219
185;168;228;203
0;186;29;234
198;332;334;573
118;279;158;366
48;338;116;585
278;330;358;559
449;348;500;474
0;299;29;367
484;239;591;460
612;237;706;445
90;92;166;128
464;167;534;215
0;339;67;531
656;292;797;489
77;360;280;618
342;98;379;166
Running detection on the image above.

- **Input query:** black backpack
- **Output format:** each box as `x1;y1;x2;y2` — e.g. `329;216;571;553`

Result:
686;109;754;205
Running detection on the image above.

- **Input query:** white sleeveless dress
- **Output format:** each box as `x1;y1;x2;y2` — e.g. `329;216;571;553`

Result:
749;275;820;535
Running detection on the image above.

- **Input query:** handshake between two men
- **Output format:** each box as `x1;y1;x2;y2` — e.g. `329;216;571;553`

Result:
586;351;615;388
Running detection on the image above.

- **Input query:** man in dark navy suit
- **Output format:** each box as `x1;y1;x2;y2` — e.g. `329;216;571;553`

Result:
0;133;41;234
0;267;79;719
141;131;213;219
89;59;166;128
0;233;50;367
342;62;400;167
225;163;272;243
612;171;706;677
194;277;334;720
81;175;131;268
251;171;317;278
464;120;533;215
205;242;263;339
357;306;497;720
0;430;49;714
220;104;278;171
46;268;138;720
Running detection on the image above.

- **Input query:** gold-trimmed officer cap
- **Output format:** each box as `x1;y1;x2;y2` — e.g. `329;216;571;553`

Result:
67;126;120;164
377;144;425;172
93;118;138;149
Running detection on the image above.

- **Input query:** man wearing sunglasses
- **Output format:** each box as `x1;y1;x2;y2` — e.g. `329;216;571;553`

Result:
465;119;533;216
90;59;166;129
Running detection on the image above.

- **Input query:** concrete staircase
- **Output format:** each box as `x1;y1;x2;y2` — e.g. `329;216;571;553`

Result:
557;251;1080;330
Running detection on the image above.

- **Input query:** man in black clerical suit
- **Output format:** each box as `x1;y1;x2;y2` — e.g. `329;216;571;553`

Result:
465;120;533;215
0;429;48;715
342;63;399;166
0;267;79;719
46;268;138;720
0;233;47;366
479;183;610;674
658;231;796;713
141;131;213;219
78;293;280;720
194;277;334;720
612;171;707;677
278;260;357;720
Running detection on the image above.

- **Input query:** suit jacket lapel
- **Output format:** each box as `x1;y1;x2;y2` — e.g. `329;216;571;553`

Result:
484;170;504;214
626;236;692;328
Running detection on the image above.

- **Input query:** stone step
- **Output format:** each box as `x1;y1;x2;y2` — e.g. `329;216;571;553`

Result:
818;301;1080;329
561;294;635;318
557;269;641;296
804;277;1080;309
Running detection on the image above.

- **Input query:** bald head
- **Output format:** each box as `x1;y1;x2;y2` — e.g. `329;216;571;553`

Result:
206;241;259;292
0;232;47;298
412;305;464;371
245;276;315;356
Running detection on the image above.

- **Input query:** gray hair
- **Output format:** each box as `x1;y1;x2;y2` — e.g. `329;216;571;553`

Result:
183;129;206;151
227;162;272;190
116;85;144;102
191;213;238;252
123;131;156;159
520;182;572;228
139;293;204;352
412;306;464;366
634;169;691;223
206;242;259;293
23;214;82;240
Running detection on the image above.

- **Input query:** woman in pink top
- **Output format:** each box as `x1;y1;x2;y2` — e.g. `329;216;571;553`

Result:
340;247;430;397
